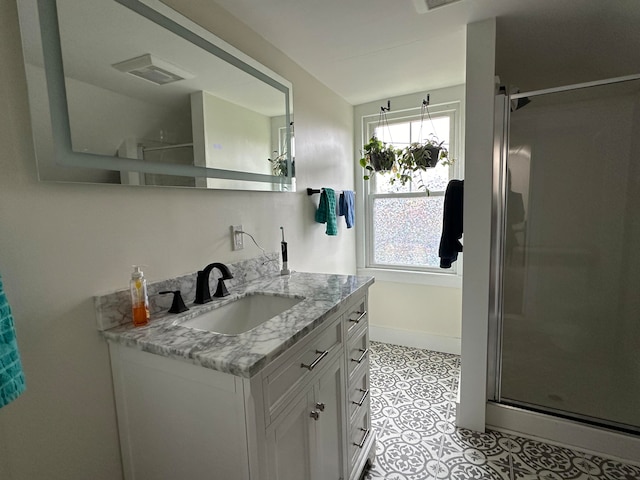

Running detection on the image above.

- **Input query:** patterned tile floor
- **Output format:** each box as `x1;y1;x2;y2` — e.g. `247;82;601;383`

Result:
363;341;640;480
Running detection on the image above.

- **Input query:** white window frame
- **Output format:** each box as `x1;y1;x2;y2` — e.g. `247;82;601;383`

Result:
357;100;463;288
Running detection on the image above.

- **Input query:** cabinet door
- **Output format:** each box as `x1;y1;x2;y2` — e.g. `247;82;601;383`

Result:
314;356;346;480
265;355;346;480
265;390;315;480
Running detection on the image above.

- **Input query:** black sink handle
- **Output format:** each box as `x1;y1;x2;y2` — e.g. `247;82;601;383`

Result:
159;290;189;314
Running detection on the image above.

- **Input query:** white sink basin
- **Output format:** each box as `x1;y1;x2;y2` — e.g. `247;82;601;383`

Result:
177;293;303;335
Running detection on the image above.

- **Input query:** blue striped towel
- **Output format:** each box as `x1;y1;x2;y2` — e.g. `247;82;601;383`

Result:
0;271;26;408
338;190;355;228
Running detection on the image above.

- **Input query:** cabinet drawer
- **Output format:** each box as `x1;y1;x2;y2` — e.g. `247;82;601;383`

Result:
347;362;370;423
346;325;369;379
345;297;367;338
348;407;372;472
264;318;342;422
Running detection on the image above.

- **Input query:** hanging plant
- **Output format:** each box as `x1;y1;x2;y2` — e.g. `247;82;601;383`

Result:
391;137;454;188
359;135;400;180
400;134;451;170
360;103;401;181
403;140;444;169
268;151;294;177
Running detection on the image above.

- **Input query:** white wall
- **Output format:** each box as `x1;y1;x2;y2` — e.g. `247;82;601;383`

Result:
368;282;462;353
66;75;192;157
192;91;272;174
25;64;191;184
457;18;496;432
0;0;355;478
495;11;640;94
354;86;464;353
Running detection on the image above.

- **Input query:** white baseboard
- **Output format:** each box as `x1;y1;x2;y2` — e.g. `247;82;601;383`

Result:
486;402;640;466
369;325;461;355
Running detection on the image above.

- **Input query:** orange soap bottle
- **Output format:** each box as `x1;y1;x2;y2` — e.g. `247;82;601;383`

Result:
130;266;150;327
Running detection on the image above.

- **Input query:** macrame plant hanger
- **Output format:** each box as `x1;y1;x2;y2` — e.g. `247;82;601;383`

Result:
411;94;444;193
419;94;440;144
372;100;397;178
377;100;393;142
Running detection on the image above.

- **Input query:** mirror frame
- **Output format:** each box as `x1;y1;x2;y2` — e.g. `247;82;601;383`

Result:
23;0;295;190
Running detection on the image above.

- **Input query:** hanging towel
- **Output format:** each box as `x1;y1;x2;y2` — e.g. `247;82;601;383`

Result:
438;179;464;268
338;191;355;229
315;188;338;236
0;271;26;409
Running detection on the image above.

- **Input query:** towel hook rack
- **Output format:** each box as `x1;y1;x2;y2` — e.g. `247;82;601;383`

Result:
307;188;354;196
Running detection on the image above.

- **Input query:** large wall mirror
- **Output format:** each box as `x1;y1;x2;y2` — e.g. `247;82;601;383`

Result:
17;0;295;192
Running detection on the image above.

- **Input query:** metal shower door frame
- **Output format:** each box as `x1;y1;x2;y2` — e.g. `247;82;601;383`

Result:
487;73;640;406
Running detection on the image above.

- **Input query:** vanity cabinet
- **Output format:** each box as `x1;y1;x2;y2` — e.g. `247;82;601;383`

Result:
344;295;374;480
265;354;344;480
108;291;374;480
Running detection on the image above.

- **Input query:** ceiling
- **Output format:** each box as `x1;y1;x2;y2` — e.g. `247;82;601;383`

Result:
210;0;640;105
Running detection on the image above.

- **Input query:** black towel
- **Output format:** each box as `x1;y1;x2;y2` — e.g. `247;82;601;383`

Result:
438;180;464;268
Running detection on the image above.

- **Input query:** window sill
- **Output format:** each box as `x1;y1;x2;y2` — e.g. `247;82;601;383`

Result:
357;267;462;288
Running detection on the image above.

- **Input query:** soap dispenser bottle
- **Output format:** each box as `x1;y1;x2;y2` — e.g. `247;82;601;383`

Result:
130;265;150;327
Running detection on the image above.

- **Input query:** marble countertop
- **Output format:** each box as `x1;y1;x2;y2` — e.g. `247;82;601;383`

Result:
101;272;373;378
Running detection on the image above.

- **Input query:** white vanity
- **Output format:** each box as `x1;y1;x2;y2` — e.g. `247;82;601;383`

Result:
97;264;374;480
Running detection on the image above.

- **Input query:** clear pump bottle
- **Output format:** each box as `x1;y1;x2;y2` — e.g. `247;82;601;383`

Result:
130;266;150;327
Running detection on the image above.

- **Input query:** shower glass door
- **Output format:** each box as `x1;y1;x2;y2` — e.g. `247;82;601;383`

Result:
497;77;640;433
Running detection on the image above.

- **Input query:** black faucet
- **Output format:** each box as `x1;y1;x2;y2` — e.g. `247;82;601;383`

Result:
194;263;233;304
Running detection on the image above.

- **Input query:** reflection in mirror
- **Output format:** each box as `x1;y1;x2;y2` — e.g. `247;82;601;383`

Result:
17;0;294;191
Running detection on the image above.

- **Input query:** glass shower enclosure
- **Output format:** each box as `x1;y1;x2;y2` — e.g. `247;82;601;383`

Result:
491;75;640;434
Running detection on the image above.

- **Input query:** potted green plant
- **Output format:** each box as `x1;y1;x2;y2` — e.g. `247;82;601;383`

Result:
359;136;400;180
403;137;448;169
384;137;454;189
268;151;294;177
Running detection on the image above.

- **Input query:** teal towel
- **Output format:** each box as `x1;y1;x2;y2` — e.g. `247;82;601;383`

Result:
0;272;26;408
315;188;338;236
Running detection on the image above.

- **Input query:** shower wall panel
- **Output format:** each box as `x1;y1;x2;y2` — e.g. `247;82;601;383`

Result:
499;80;640;432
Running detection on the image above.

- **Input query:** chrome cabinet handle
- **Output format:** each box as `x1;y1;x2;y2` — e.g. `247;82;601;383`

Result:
350;348;369;364
315;402;325;412
301;350;329;371
353;428;370;448
310;410;320;421
351;388;369;407
348;311;367;323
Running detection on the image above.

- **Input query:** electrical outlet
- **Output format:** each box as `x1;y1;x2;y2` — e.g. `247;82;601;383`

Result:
231;225;243;250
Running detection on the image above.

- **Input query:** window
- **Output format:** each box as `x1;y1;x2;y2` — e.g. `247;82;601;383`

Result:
360;103;462;283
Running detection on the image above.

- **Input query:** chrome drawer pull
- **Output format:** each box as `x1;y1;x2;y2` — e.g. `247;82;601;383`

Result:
348;311;367;324
351;388;369;407
310;410;320;421
301;350;329;371
353;428;370;448
350;348;369;364
315;402;326;412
